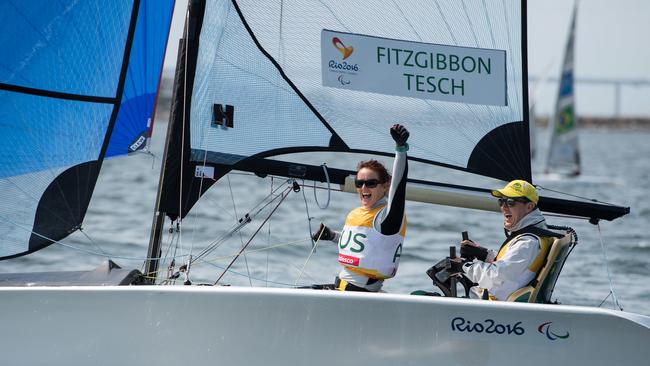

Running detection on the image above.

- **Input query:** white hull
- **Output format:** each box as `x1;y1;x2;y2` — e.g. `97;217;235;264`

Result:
1;286;649;365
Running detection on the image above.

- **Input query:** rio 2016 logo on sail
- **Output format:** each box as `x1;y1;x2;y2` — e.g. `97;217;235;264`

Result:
451;317;525;336
329;36;360;83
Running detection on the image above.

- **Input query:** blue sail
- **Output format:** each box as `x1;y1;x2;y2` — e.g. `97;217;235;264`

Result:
0;0;174;259
106;0;175;157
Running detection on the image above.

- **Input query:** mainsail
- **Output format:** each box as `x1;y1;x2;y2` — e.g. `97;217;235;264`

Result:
545;3;580;176
0;0;174;259
159;0;532;220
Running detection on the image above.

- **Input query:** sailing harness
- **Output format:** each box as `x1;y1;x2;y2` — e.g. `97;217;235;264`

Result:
476;223;565;300
427;224;576;301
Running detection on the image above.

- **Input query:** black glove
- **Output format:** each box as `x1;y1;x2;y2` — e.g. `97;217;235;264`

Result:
460;243;488;261
312;223;335;242
390;124;409;147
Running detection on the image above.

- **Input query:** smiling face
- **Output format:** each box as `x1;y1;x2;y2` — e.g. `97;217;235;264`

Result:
356;167;389;209
500;199;536;230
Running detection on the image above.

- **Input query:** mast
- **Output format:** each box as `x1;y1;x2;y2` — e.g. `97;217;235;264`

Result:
145;0;207;282
144;37;184;282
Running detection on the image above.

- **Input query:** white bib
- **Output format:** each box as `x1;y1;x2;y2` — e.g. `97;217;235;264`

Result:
337;206;406;279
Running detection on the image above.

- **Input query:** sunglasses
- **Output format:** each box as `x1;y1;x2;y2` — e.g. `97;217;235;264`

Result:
354;178;381;188
497;197;529;207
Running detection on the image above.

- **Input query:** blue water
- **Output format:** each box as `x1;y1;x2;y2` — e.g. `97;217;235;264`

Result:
6;119;650;317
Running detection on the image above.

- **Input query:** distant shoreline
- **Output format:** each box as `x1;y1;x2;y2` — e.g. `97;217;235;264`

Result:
535;116;650;130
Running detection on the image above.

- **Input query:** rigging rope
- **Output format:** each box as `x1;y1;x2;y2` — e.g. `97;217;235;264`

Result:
190;182;292;264
144;238;312;284
301;179;316;248
536;184;618;206
14;209;311;286
596;223;623;311
313;163;331;209
201;238;309;262
266;177;274;287
162;220;181;284
214;187;292;285
78;227;108;256
227;174;253;286
294;228;325;286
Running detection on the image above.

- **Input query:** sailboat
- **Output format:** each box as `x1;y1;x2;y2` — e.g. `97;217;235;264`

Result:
545;2;581;177
0;1;648;365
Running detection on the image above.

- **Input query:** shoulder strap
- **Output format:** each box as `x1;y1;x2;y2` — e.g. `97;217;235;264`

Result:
498;225;564;253
518;226;564;239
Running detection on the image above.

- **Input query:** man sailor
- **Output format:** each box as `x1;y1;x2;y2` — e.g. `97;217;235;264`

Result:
457;180;561;300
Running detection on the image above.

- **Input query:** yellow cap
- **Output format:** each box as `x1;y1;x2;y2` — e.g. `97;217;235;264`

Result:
491;179;539;204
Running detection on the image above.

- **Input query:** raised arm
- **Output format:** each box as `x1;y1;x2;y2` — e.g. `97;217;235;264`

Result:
380;124;409;235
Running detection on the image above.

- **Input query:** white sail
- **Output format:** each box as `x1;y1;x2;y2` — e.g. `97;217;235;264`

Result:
188;0;530;182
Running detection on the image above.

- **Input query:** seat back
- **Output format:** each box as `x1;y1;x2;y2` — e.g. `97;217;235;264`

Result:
506;232;575;303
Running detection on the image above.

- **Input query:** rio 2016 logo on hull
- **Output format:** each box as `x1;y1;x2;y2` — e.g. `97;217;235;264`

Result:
451;317;525;336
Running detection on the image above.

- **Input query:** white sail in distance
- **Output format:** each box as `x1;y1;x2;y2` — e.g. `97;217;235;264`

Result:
546;2;580;176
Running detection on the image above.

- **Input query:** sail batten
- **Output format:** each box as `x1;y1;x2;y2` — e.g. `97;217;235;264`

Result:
0;83;118;104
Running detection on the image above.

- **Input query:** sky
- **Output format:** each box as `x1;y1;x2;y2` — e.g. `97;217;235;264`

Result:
163;0;650;117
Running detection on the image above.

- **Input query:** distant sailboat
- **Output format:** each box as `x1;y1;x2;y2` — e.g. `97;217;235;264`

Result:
545;2;580;176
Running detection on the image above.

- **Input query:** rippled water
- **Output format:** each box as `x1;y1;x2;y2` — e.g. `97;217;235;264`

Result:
6;121;650;317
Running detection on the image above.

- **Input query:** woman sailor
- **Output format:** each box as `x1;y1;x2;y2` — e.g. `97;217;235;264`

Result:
313;124;409;292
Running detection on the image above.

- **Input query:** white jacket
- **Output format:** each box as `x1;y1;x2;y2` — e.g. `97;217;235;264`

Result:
462;209;548;300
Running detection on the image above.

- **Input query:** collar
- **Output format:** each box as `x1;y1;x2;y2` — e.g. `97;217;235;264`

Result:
371;197;387;209
505;208;547;235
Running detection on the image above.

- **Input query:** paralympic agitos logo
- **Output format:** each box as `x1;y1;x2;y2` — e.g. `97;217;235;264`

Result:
538;322;570;341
